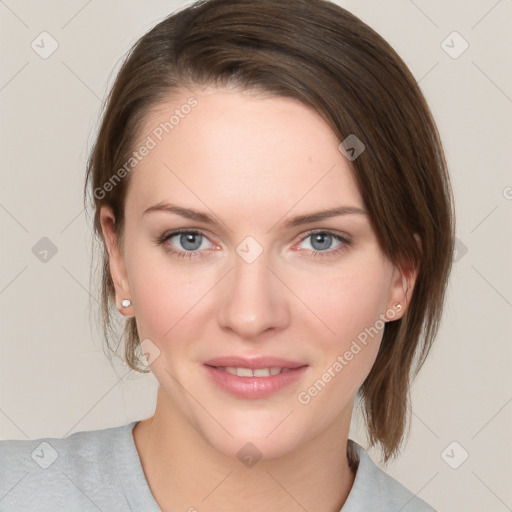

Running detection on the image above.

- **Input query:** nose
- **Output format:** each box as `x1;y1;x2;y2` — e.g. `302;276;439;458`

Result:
216;250;291;341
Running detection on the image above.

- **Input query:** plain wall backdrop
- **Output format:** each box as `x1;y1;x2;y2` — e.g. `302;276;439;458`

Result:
1;1;511;511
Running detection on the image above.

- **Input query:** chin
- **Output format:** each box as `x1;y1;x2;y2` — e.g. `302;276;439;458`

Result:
196;412;306;463
207;431;302;464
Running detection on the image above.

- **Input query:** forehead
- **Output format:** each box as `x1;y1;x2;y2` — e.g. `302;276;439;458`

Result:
126;87;364;219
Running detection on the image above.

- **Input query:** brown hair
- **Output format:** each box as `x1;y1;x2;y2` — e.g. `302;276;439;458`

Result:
84;0;455;463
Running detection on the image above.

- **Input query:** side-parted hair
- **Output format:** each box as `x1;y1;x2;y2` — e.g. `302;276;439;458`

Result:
84;0;455;463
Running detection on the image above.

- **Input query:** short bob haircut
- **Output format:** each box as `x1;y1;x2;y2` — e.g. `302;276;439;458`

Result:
84;0;455;463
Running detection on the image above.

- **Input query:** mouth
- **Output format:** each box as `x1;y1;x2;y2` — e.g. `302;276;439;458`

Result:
202;362;309;399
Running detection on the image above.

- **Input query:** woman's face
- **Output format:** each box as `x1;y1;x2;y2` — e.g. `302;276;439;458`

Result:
101;86;408;459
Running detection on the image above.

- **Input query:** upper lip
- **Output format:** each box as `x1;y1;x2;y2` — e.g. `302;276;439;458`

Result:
203;356;307;370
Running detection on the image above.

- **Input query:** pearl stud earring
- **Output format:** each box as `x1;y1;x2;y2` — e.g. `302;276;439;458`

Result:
121;299;132;308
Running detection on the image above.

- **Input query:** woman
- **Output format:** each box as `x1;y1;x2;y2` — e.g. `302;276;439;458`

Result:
0;0;454;510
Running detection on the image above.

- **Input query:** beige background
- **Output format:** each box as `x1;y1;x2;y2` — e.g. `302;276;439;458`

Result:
1;1;511;511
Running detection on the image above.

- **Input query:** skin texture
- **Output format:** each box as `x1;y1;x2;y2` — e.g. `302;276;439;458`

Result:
100;86;417;512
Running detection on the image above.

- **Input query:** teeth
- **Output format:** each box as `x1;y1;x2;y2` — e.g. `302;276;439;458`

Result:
237;367;254;377
253;368;270;377
222;367;288;377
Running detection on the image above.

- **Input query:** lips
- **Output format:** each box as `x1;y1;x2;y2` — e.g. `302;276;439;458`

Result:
202;355;309;399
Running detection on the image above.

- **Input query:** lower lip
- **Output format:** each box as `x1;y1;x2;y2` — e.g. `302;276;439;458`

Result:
203;365;309;399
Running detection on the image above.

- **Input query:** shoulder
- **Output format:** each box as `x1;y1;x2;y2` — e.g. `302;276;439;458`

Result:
343;440;436;512
0;421;128;472
0;422;138;511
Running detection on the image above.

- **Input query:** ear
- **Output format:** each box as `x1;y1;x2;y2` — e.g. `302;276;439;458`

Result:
385;233;421;321
99;205;132;316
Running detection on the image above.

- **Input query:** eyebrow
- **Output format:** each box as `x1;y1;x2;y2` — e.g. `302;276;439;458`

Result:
143;201;368;228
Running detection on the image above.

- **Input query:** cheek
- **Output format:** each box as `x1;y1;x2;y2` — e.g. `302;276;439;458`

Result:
299;258;390;389
305;261;389;341
125;244;210;340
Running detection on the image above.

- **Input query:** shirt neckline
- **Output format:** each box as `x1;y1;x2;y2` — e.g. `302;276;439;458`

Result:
114;421;162;511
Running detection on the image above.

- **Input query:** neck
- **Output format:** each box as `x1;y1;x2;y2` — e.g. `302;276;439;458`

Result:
133;387;356;512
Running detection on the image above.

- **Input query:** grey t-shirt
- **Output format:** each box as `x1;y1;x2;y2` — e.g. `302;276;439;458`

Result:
0;421;435;511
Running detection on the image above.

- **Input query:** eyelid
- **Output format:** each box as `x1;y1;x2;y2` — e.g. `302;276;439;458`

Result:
160;228;219;249
297;228;351;242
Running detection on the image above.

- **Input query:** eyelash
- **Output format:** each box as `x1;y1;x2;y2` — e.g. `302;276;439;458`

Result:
154;229;351;260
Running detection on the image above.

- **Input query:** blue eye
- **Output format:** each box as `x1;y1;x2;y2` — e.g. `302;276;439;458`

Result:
297;230;351;258
155;229;351;260
156;230;214;259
